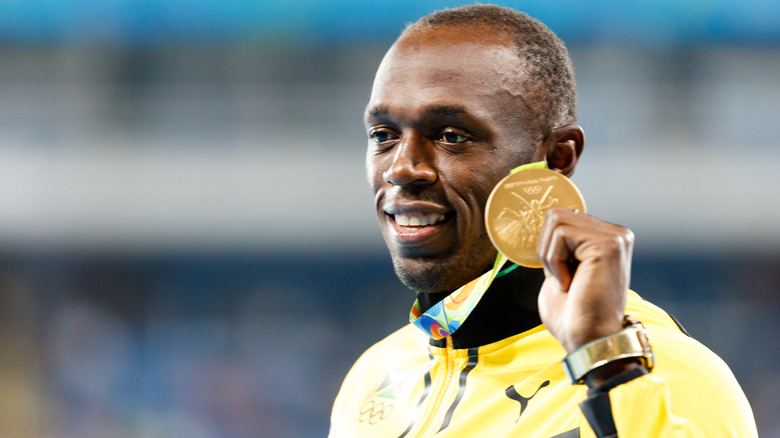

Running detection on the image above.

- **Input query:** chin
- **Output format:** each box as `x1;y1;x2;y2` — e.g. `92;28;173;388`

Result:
390;253;492;294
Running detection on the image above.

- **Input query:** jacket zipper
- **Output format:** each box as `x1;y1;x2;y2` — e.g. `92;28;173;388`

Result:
413;336;458;437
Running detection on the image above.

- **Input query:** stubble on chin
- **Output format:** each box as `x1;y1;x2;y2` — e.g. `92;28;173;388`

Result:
391;249;498;294
392;259;451;294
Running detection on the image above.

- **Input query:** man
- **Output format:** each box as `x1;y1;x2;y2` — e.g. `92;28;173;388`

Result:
330;5;757;437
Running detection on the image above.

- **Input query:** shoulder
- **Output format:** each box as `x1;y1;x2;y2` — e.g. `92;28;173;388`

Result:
627;292;753;409
331;324;432;426
626;291;728;368
334;324;430;397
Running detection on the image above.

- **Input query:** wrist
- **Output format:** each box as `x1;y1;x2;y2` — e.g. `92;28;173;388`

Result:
563;319;625;353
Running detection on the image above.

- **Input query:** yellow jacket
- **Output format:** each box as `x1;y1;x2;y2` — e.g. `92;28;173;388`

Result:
330;292;757;437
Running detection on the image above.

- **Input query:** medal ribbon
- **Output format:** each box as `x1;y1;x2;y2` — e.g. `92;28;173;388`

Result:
409;160;548;340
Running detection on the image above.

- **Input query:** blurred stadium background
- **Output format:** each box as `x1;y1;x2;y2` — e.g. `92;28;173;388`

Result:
1;1;779;436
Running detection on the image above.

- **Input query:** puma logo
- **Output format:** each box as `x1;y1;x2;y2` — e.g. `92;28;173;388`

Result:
505;380;550;422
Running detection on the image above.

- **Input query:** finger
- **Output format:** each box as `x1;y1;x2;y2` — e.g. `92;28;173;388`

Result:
538;207;631;262
538;207;629;291
536;207;577;259
537;207;580;289
542;223;579;291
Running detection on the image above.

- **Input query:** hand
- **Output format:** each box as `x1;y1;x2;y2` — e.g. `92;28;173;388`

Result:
536;207;634;354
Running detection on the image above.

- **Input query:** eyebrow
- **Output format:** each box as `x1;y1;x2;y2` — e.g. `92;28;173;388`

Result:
427;105;466;117
365;104;468;122
364;104;390;121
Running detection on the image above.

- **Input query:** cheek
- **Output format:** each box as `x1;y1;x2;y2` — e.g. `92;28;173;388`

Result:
469;171;502;203
365;153;383;191
460;172;506;231
448;172;495;226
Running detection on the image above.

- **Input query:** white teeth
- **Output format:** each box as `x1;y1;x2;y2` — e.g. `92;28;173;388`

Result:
394;213;445;227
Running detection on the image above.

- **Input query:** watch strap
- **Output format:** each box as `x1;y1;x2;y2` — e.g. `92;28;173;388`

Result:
561;315;655;385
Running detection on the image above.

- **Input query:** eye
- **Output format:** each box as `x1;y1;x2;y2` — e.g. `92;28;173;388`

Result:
439;130;469;144
369;129;398;144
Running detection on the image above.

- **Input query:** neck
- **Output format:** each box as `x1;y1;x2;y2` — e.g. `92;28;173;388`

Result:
418;265;545;349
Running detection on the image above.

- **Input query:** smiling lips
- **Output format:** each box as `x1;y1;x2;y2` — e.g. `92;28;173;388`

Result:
381;199;452;249
385;209;451;250
393;212;446;227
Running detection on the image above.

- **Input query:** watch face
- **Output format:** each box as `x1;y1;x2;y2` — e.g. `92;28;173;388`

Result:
485;167;585;268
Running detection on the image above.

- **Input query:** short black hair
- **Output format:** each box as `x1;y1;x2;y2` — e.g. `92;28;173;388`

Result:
402;4;577;140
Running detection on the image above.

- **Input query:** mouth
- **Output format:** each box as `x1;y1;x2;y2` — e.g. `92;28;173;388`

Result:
392;212;447;227
382;205;455;255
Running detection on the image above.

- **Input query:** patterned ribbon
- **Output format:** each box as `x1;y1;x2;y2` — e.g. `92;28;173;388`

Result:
409;161;548;340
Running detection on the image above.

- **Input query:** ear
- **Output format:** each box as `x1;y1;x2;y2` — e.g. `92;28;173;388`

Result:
536;124;584;177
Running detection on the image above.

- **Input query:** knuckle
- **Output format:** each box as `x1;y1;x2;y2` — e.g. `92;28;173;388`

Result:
622;228;635;248
610;227;635;253
593;235;625;260
544;205;564;221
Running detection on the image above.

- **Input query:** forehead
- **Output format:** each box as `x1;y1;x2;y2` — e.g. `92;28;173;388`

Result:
366;26;528;122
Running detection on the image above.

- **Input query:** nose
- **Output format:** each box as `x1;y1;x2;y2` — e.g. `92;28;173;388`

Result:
382;133;437;187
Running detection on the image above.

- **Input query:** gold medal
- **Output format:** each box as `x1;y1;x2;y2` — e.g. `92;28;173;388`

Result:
485;167;586;268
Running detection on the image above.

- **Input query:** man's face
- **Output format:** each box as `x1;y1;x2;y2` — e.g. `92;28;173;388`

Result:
365;26;542;293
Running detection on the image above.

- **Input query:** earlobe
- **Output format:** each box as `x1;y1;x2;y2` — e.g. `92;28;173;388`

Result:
543;124;584;177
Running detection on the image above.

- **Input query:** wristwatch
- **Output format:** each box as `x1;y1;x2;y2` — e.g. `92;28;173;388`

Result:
561;315;655;385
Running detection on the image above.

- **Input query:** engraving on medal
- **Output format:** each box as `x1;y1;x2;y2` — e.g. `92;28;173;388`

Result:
485;168;586;268
494;184;558;260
